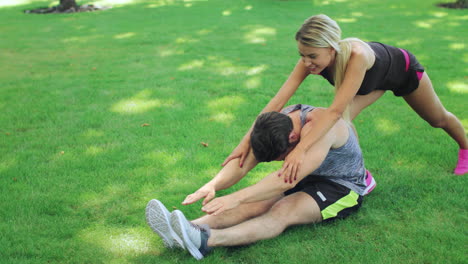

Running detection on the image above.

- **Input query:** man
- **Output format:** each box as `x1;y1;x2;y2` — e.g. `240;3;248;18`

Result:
146;104;376;260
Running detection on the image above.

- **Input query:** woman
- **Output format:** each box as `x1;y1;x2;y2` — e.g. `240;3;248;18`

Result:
222;14;467;180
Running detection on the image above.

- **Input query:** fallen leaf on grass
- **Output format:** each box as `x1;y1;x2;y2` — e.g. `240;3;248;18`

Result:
201;142;209;147
141;123;150;127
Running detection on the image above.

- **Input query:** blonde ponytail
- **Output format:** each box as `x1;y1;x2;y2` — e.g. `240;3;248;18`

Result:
334;38;372;90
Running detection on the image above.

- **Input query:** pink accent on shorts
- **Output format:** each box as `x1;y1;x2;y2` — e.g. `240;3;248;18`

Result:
416;71;423;80
400;48;424;80
399;48;410;72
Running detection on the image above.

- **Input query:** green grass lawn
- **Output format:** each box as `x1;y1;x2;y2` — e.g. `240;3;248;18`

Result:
1;0;467;263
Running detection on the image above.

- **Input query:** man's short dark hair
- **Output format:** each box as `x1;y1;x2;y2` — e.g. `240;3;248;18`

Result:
250;112;293;162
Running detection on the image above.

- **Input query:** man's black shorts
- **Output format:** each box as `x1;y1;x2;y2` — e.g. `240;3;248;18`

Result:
285;176;363;222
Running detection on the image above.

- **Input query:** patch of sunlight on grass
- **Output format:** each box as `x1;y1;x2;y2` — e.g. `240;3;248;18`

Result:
0;0;35;7
83;129;105;139
94;0;138;6
245;5;253;10
432;11;448;18
447;22;461;27
449;43;465;50
208;57;245;76
376;118;400;134
314;0;348;5
442;36;456;41
178;59;205;71
81;184;128;209
396;39;421;47
0;158;16;174
112;99;162;114
48;150;71;164
454;15;468;21
336;18;357;23
209;112;234;124
207;57;265;77
146;0;175;8
79;227;153;257
197;29;212;36
246;65;268;76
164;173;197;190
351;12;363;17
392;157;424;171
243;25;277;44
245;76;262;89
144;151;182;166
447;81;468;94
414;20;437;29
157;46;184;57
62;36;99;43
175;37;199;44
392;158;406;168
208;96;245;111
85;145;105;156
114;32;136;39
222;10;231;16
140;183;162;200
111;89;173;114
461;119;468;129
207;96;244;125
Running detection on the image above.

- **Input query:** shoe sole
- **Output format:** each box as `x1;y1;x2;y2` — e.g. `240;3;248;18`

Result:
145;199;184;249
171;210;204;260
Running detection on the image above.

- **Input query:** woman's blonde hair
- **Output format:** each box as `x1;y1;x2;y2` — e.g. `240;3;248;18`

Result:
295;14;372;120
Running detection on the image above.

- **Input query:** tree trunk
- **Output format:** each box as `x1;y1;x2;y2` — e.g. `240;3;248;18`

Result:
58;0;78;12
436;0;468;8
456;0;467;7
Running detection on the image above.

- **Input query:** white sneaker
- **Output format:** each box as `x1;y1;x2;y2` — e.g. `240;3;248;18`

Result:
145;199;184;249
170;210;212;260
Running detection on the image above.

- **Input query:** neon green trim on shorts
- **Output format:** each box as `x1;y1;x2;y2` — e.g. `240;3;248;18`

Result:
321;190;359;220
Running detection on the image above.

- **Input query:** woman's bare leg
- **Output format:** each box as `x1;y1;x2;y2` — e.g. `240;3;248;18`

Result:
402;73;467;149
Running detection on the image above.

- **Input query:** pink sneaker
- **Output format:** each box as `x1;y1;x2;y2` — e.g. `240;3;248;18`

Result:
363;170;376;195
454;149;468;175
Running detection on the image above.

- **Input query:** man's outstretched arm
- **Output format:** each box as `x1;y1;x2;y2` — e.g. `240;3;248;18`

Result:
201;129;335;215
182;150;259;206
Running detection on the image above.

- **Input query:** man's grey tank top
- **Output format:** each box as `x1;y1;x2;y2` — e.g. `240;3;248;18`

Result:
281;104;367;195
